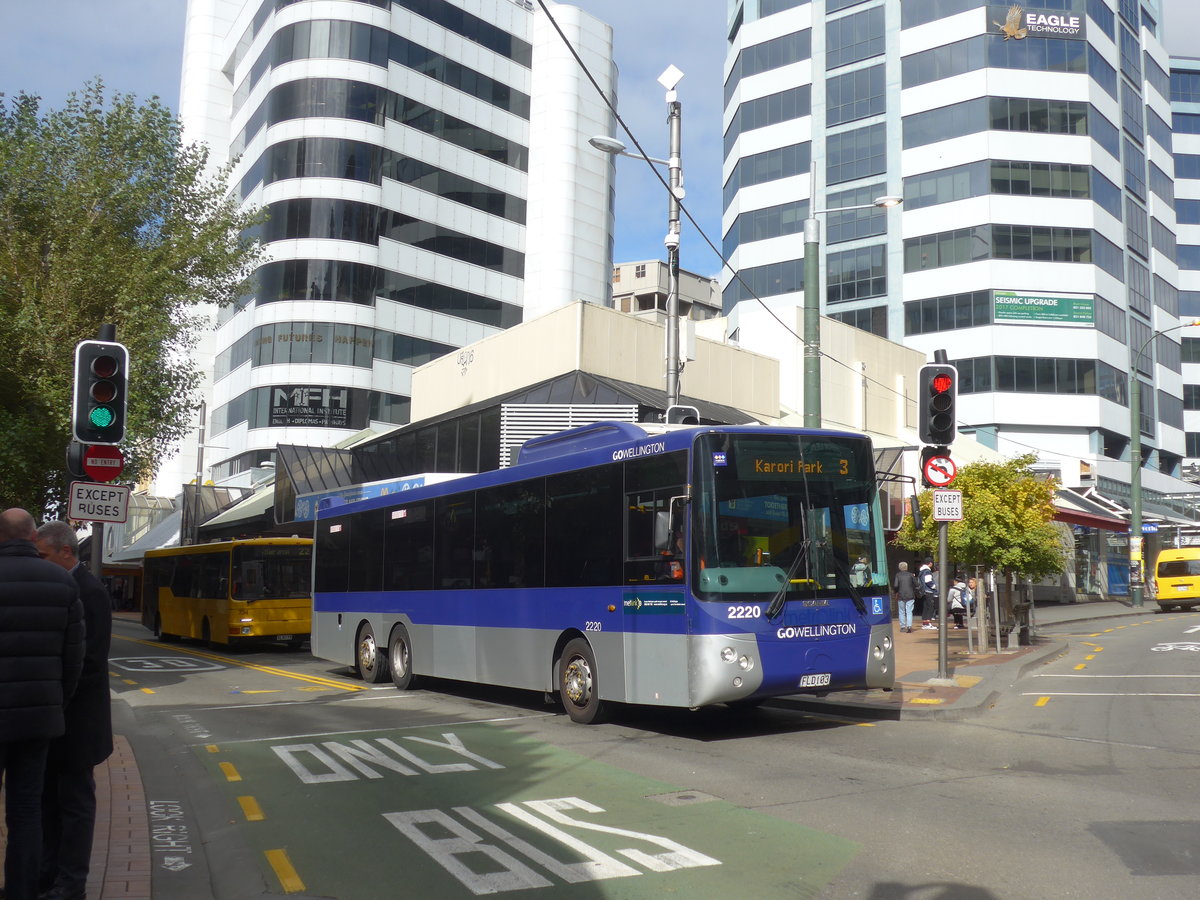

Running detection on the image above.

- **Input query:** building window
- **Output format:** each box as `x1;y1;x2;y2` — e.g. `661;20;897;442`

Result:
613;268;621;282
635;264;647;278
902;0;978;29
1119;26;1142;85
1185;385;1200;411
724;29;812;105
826;244;886;304
826;183;887;244
723;199;810;258
904;290;992;336
826;64;886;127
829;305;887;336
1171;69;1200;104
1123;139;1146;199
1184;337;1200;364
723;142;811;208
1127;258;1151;317
826;123;886;185
1125;197;1149;260
826;6;885;70
724;85;812;156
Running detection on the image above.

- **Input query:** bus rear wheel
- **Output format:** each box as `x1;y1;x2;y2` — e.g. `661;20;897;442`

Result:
355;623;389;683
389;624;422;691
559;638;607;725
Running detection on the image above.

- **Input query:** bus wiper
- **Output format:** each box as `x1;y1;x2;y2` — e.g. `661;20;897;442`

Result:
828;554;867;617
766;540;810;621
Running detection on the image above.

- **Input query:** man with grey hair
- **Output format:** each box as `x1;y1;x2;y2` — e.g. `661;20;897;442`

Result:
0;508;83;900
35;521;114;900
892;560;919;634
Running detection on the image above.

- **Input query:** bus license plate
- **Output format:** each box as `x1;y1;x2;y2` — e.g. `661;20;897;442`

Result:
800;673;831;688
277;634;293;641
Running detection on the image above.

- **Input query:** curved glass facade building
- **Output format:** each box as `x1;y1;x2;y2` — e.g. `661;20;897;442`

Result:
168;0;616;487
722;0;1190;492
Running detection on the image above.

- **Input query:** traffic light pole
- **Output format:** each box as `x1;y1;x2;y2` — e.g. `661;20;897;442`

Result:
938;519;949;680
87;324;116;578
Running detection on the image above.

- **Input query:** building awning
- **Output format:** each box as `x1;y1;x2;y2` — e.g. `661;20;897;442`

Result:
202;483;275;529
1054;488;1126;531
108;509;182;563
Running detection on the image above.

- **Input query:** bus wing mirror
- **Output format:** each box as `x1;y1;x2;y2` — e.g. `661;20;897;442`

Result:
654;510;671;551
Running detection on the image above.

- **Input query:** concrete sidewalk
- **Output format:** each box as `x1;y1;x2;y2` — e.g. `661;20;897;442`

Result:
768;597;1153;720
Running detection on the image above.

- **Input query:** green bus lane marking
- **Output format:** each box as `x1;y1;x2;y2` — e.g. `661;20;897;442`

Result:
196;723;858;898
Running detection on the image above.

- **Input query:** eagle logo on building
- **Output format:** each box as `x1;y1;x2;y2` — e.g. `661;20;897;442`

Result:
995;4;1029;40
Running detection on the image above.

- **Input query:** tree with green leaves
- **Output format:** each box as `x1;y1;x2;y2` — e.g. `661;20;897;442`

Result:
895;452;1066;622
0;82;262;517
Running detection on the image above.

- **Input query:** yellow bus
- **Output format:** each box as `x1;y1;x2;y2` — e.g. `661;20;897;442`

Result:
141;538;312;649
1153;548;1200;612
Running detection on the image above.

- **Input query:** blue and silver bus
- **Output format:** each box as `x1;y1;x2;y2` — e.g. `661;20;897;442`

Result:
312;421;894;723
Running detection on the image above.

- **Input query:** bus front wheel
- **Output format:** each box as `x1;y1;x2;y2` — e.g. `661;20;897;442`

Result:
153;615;179;643
388;624;423;691
355;623;389;683
559;638;607;725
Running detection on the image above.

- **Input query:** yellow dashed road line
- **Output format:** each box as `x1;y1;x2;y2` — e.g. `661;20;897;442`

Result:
265;849;305;893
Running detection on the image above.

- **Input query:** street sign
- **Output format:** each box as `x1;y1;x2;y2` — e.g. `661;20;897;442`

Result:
81;444;124;482
932;490;963;521
68;481;130;524
1142;523;1159;534
923;454;957;487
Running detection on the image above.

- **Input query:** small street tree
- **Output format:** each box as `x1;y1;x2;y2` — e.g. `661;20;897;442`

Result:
895;453;1066;630
0;82;262;516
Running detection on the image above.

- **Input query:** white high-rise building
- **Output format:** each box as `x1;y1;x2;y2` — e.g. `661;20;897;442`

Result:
722;0;1194;517
1168;55;1200;469
161;0;616;491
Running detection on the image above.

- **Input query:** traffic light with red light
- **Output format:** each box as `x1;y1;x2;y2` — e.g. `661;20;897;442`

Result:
72;340;129;445
918;363;957;446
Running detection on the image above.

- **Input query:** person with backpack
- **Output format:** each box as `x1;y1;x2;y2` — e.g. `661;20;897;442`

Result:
918;558;938;629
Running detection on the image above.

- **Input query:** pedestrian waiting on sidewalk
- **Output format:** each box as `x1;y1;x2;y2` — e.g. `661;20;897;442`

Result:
0;509;84;900
892;561;918;633
948;573;969;629
36;521;114;900
918;558;938;629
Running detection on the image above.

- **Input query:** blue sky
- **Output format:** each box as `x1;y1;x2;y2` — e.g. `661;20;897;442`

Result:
3;1;1196;282
0;0;729;277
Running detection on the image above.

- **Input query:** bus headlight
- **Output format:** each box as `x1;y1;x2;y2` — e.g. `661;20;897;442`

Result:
738;655;754;671
873;644;884;660
720;647;737;663
883;635;893;652
241;626;252;635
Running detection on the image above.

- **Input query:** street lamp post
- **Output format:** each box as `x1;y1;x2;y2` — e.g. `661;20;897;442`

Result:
802;167;902;427
1129;318;1200;607
590;64;686;410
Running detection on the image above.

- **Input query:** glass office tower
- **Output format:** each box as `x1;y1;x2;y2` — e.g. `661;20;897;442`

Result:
723;0;1187;503
166;0;615;489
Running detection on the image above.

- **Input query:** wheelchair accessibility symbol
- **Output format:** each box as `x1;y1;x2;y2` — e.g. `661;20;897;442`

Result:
872;597;884;615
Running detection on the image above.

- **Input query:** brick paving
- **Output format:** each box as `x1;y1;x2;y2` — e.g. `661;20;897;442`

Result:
1;734;152;900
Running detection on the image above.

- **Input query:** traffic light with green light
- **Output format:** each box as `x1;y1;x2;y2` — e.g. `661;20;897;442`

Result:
72;340;129;445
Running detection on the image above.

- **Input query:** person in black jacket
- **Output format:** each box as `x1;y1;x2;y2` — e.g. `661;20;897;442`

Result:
891;560;919;633
0;509;84;900
35;522;114;900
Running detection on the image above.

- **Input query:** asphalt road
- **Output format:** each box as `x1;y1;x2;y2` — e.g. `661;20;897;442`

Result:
110;611;1200;899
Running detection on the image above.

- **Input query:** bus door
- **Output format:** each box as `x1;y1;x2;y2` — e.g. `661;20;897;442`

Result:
621;488;688;706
